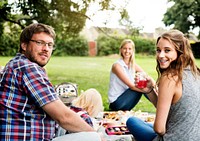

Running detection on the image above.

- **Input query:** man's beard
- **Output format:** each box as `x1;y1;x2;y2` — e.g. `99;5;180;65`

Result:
25;50;49;67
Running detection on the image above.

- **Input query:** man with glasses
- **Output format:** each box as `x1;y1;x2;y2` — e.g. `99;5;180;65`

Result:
0;23;102;141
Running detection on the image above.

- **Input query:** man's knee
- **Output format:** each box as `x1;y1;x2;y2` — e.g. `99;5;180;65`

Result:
52;132;101;141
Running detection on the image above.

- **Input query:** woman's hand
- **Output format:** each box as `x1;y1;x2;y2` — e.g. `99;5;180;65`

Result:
134;73;158;106
134;72;155;94
146;76;156;92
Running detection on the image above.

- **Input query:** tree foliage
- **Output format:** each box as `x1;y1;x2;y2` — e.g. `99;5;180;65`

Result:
163;0;200;36
0;0;114;39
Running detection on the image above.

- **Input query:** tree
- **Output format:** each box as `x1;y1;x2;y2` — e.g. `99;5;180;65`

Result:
163;0;200;37
0;0;114;39
119;9;141;37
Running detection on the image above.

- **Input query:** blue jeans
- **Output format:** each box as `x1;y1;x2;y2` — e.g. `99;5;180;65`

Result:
126;116;157;141
109;88;147;111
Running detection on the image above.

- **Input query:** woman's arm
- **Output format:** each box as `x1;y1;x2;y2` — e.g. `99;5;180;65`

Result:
112;63;145;92
153;75;178;135
113;63;155;94
146;88;158;107
134;63;144;72
135;63;157;91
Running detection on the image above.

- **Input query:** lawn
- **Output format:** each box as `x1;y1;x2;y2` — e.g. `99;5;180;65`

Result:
1;55;200;113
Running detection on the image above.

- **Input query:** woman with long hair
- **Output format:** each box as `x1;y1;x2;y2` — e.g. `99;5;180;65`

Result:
126;30;200;141
108;39;155;111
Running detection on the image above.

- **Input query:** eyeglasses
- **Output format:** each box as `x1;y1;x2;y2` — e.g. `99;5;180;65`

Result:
30;40;55;50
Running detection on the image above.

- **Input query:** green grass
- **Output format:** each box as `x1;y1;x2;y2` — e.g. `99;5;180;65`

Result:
1;55;200;113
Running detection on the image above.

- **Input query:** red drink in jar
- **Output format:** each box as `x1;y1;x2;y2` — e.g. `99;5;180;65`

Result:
136;72;147;88
137;79;147;88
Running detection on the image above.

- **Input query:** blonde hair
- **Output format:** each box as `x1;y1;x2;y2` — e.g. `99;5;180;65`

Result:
72;88;104;117
119;39;136;68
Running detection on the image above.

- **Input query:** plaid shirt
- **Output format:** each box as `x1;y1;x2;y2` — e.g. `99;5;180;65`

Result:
70;106;93;127
0;53;59;141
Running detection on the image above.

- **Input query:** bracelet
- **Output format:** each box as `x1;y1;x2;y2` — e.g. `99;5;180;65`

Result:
147;88;154;94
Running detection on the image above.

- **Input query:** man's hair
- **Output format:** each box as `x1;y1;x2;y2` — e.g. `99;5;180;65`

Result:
19;23;56;53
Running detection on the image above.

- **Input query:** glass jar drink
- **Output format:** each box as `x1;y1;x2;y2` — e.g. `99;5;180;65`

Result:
136;72;147;88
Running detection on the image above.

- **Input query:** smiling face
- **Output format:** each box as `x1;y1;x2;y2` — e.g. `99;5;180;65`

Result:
156;38;178;69
21;32;54;67
120;42;133;60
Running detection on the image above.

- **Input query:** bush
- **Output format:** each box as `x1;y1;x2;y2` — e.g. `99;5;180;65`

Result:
0;33;89;56
0;31;157;57
53;36;88;56
133;37;156;55
97;35;122;56
0;33;19;56
96;35;156;56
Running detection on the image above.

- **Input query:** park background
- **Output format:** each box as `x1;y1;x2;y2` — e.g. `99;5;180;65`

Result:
1;0;200;112
1;55;200;112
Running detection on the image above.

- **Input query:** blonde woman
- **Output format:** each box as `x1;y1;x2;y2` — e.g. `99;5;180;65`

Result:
108;39;155;111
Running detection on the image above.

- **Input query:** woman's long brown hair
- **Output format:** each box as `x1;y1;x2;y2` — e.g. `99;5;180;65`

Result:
156;30;200;85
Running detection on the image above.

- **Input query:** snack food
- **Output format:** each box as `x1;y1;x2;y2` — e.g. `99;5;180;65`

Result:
103;112;124;122
145;115;155;122
105;125;130;135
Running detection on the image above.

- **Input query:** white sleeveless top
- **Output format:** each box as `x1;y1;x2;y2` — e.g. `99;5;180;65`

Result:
108;58;135;103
